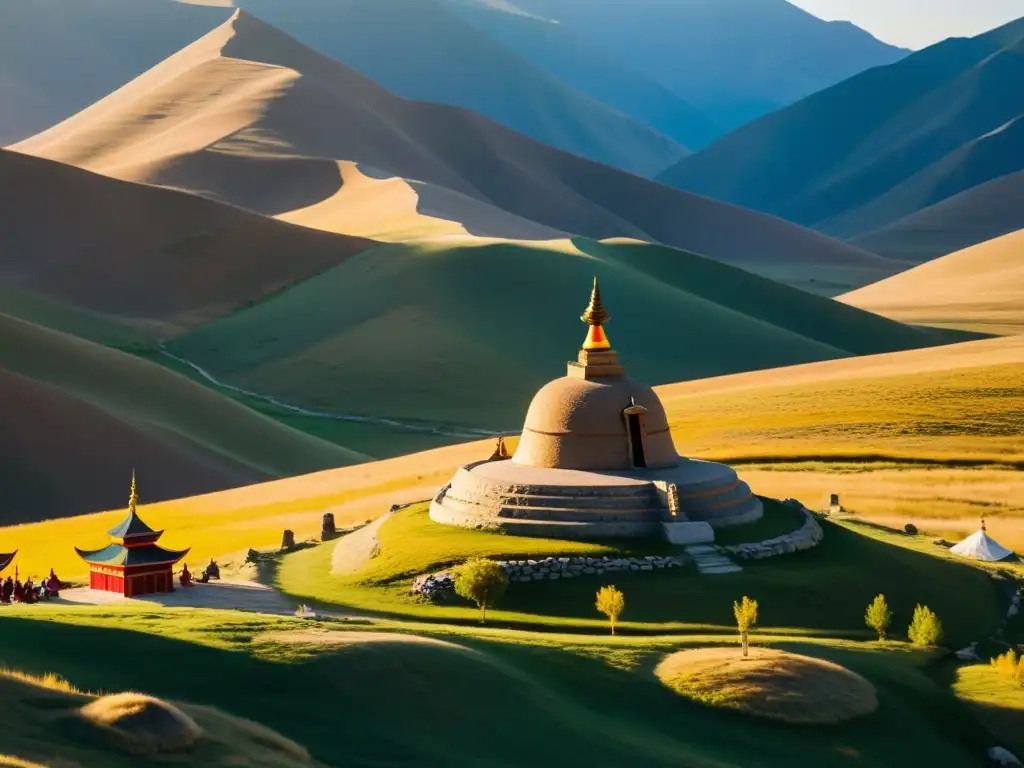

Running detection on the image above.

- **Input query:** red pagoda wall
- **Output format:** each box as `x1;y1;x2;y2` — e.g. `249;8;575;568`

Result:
124;568;173;597
89;570;124;594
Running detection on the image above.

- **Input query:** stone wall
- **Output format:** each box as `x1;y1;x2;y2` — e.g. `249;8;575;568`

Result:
721;509;823;561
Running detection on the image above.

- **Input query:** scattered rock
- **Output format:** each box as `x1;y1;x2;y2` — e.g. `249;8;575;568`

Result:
321;513;337;541
411;572;457;603
988;746;1022;766
933;538;955;549
904;523;918;535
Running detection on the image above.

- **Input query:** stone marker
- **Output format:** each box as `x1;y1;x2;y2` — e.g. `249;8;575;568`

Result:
321;513;337;540
281;529;296;551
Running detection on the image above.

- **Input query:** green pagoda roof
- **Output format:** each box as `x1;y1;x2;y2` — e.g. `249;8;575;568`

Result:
75;543;189;567
107;510;163;540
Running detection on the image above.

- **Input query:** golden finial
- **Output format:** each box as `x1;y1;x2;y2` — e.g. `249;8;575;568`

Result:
581;275;610;327
128;469;138;514
981;515;987;532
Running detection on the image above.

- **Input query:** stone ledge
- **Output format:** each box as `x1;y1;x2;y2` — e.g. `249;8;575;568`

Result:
721;507;824;561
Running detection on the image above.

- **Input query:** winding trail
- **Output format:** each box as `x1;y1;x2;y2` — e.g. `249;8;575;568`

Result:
157;347;505;439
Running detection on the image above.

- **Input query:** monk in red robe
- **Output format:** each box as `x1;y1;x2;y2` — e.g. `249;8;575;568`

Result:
179;564;194;588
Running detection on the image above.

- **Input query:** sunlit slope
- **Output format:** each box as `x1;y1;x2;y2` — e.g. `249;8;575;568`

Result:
168;238;938;433
659;334;1024;464
839;229;1024;335
13;11;895;287
0;149;371;336
0;0;231;144
0;440;490;578
0;313;363;524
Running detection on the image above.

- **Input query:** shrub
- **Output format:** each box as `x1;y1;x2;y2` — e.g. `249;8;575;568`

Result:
595;586;625;635
991;650;1022;684
904;523;918;535
733;596;759;657
907;604;943;647
453;558;507;623
864;594;893;641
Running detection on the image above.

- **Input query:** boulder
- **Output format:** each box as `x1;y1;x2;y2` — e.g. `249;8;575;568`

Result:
904;523;918;535
280;529;296;551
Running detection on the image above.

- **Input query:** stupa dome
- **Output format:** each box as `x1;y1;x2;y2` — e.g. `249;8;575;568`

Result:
511;276;679;471
514;375;678;470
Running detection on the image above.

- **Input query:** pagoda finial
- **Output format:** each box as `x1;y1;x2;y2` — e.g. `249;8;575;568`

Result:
580;275;611;351
581;274;610;327
981;515;987;532
129;469;138;515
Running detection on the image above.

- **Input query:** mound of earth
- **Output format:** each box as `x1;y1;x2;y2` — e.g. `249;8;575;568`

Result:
0;671;322;767
655;647;878;724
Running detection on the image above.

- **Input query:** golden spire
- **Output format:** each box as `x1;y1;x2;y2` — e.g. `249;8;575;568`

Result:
128;469;138;515
581;275;611;350
581;275;610;327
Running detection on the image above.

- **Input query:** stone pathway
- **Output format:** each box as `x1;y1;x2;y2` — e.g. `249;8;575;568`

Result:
684;545;743;575
330;511;394;575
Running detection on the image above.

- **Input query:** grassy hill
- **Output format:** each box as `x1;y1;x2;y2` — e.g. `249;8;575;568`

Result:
0;0;231;144
840;229;1024;335
0;606;998;768
850;169;1024;263
0;312;362;524
165;237;941;443
13;10;897;292
0;148;372;337
659;16;1024;242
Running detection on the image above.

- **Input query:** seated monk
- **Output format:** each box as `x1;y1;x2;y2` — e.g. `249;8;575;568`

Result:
44;574;60;599
179;564;194;588
206;559;220;580
49;569;64;590
12;580;24;603
1;577;13;604
197;570;210;584
22;579;36;604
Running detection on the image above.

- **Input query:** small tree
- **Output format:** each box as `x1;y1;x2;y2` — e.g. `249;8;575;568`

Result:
865;594;893;641
595;585;625;635
907;604;943;647
733;596;759;657
453;558;508;624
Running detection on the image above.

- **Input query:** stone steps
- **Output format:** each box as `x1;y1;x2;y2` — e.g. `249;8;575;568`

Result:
497;492;665;512
684;544;743;575
497;505;663;522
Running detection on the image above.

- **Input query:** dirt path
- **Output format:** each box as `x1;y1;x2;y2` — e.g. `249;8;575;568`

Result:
330;511;394;575
57;578;296;615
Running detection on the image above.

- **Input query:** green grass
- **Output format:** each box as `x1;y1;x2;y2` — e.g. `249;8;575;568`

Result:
277;505;1004;644
0;312;365;522
167;238;941;447
713;497;804;546
0;607;998;767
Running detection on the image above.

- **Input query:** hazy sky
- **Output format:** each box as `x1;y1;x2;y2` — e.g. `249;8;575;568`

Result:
788;0;1023;49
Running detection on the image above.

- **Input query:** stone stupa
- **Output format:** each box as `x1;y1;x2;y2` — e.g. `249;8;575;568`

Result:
429;278;762;542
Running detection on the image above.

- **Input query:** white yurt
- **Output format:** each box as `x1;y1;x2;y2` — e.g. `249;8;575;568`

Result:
950;519;1015;562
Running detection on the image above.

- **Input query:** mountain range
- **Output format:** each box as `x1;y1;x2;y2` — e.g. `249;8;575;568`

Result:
660;16;1024;261
13;10;898;291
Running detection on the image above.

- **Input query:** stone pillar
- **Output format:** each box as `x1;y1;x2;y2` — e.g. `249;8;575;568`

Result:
321;513;336;540
281;529;295;551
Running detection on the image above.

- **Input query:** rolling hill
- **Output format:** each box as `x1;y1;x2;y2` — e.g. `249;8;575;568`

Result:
483;0;907;131
839;228;1024;335
227;0;690;176
0;0;231;144
165;237;942;442
13;10;899;292
659;15;1024;248
0;148;372;337
849;169;1024;263
0;312;363;525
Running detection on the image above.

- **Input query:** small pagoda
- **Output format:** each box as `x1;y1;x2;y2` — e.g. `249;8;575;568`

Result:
75;472;190;596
